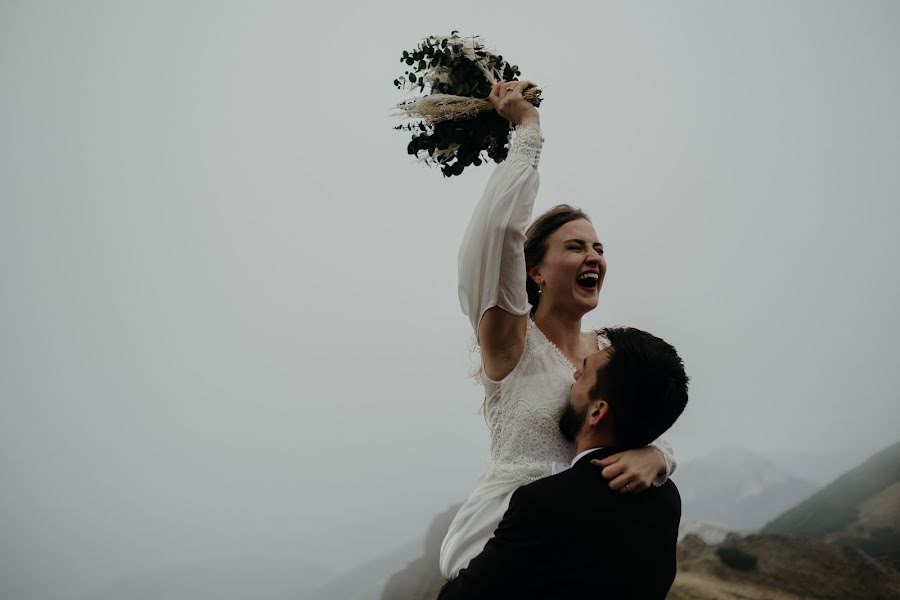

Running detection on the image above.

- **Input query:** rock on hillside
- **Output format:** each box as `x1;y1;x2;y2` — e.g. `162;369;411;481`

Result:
679;519;740;545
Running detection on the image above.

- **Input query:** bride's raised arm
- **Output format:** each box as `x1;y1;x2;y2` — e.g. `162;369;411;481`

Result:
457;81;543;379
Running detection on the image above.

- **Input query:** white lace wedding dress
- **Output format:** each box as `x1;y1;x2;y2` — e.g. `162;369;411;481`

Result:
439;124;676;579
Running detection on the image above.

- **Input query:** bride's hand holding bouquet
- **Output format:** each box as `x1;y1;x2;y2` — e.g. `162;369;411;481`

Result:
489;79;540;128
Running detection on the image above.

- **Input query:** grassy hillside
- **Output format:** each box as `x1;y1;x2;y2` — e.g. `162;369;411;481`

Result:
670;534;900;600
763;440;900;566
764;441;900;536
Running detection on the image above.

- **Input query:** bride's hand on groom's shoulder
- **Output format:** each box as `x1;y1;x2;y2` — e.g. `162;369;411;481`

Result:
489;80;540;127
591;447;667;494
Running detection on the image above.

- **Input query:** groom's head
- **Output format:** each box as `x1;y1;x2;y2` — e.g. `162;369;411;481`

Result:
559;327;689;451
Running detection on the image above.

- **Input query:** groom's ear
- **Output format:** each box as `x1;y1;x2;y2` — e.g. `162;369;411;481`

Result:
588;400;609;427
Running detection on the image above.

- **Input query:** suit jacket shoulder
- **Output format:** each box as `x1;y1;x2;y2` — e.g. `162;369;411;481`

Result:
438;454;681;600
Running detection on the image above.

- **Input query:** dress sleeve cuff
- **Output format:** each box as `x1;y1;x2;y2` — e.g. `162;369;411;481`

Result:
508;124;544;169
649;438;676;487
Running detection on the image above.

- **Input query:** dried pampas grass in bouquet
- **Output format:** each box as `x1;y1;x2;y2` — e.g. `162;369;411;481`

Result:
393;31;543;177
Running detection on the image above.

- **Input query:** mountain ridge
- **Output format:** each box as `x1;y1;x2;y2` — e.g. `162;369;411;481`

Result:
763;439;900;567
676;443;819;530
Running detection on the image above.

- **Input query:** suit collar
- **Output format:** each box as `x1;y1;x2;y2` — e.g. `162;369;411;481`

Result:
572;447;620;469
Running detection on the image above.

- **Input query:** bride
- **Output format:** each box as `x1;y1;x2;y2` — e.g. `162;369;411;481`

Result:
439;79;677;578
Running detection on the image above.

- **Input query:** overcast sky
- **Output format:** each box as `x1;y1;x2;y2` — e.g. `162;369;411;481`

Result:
2;1;899;598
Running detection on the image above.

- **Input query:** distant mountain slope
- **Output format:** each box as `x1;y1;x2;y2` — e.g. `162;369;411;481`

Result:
304;503;460;600
838;481;900;537
676;444;819;529
763;439;900;566
381;504;460;600
303;537;423;600
670;533;900;600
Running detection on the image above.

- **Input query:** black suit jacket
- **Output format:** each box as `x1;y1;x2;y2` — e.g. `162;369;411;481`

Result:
437;448;681;600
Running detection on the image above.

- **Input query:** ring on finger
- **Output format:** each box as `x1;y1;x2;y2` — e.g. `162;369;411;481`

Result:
623;483;631;493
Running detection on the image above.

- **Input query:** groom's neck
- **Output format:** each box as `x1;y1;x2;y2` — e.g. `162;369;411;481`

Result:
575;432;615;455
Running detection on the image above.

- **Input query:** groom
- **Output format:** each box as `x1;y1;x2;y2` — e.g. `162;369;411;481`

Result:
437;327;689;600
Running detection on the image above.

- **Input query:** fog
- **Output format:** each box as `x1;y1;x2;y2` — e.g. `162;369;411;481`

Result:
2;1;899;598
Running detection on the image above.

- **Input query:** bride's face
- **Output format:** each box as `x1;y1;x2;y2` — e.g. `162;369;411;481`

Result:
530;219;606;316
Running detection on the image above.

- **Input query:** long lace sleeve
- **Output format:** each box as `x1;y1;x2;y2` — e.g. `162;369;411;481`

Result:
458;124;545;333
649;437;676;487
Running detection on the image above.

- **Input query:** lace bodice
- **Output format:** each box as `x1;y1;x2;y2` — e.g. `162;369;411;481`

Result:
481;319;580;482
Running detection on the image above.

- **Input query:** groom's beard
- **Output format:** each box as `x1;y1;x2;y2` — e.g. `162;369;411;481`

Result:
559;402;589;443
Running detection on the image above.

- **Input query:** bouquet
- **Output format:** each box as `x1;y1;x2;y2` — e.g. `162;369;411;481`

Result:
393;32;542;177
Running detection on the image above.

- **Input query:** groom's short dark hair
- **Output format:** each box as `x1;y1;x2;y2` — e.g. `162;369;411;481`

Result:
591;327;689;449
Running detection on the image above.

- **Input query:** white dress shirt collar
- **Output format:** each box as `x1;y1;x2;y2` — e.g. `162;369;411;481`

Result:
571;447;604;467
551;447;605;476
